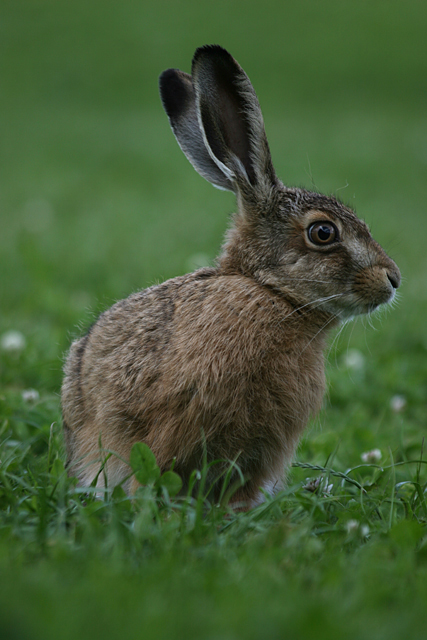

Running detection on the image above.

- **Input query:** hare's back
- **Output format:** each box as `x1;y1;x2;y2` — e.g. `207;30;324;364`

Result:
68;268;294;419
83;267;287;376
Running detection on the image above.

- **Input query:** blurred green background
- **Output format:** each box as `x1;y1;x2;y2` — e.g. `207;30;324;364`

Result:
1;2;427;639
2;0;426;373
1;0;426;474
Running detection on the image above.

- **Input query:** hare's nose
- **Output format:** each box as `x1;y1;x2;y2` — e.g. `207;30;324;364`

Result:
386;268;401;290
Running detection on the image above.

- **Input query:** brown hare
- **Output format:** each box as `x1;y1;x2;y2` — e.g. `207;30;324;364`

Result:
62;45;400;508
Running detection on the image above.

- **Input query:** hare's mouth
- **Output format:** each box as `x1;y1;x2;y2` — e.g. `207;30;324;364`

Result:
345;290;396;317
318;285;396;319
349;266;399;313
354;285;397;315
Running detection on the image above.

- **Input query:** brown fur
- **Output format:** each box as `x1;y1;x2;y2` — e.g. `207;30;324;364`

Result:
62;46;400;508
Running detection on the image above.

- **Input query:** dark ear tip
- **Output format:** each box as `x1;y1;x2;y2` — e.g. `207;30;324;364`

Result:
159;68;180;101
159;68;178;86
192;44;234;67
159;68;192;119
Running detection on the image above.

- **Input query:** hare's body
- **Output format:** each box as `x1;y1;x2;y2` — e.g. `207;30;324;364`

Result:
62;46;400;507
63;268;333;500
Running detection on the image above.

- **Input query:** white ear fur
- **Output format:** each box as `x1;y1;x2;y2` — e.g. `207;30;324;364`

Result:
159;68;234;192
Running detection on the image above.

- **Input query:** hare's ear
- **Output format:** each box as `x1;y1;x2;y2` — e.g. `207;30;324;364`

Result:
159;68;234;191
191;45;276;195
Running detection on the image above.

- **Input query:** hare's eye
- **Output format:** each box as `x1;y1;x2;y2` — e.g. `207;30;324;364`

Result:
308;222;338;246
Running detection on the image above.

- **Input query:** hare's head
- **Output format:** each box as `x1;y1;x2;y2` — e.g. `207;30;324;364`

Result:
160;45;400;322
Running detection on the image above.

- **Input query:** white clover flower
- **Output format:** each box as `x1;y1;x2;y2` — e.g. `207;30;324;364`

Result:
303;478;317;492
22;389;40;403
360;525;370;538
390;395;407;413
303;476;333;494
361;449;382;463
0;330;26;352
343;349;365;371
346;519;359;533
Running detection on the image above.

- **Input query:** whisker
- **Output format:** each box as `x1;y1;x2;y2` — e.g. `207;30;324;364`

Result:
327;317;353;364
362;315;373;357
299;312;342;357
346;318;357;362
366;312;378;331
273;293;345;332
283;293;345;321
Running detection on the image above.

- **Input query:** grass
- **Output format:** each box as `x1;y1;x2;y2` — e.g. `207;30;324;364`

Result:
1;395;427;640
1;1;427;638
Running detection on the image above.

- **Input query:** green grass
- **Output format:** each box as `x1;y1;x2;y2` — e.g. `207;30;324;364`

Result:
1;1;427;638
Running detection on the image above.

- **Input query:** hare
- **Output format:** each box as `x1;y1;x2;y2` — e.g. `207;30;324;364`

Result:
62;45;400;508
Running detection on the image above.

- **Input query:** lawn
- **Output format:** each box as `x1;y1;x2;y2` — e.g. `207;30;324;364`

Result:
1;1;427;638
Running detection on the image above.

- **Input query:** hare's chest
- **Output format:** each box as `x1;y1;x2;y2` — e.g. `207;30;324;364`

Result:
258;342;327;433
